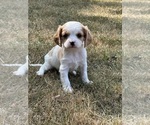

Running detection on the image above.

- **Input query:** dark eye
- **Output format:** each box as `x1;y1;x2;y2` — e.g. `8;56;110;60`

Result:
77;33;82;38
62;33;69;39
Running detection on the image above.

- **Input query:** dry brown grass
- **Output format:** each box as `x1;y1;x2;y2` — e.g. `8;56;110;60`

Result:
29;0;122;124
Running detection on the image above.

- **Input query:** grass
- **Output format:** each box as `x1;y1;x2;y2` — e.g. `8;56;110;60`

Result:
29;0;122;124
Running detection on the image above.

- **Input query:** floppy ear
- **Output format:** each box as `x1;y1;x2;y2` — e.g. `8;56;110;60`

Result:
53;25;62;46
83;26;92;47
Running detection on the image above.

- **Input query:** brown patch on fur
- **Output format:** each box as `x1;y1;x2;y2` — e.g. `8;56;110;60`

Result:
60;30;70;42
82;26;92;47
61;30;70;37
53;25;62;46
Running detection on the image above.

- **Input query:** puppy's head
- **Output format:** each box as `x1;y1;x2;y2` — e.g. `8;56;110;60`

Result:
54;21;92;48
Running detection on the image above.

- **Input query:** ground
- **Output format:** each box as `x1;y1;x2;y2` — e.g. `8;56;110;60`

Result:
28;0;122;124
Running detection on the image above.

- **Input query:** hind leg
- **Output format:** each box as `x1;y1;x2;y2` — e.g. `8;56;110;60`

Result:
37;54;52;76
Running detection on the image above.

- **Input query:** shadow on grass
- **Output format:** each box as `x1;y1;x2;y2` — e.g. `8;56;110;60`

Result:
29;0;122;32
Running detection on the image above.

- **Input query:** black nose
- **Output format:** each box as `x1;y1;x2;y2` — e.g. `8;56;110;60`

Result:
70;41;75;46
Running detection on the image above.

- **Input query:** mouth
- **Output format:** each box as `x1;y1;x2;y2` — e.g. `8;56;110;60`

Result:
70;46;76;48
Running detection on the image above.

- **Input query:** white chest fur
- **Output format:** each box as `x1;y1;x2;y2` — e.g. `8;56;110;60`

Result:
59;48;87;72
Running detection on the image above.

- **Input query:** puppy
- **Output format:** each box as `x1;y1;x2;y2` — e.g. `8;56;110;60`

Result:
37;21;93;93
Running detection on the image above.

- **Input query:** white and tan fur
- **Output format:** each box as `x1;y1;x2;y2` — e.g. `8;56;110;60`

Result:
37;21;93;93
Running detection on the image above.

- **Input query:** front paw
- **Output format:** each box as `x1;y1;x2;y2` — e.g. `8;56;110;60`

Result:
13;71;26;76
36;70;44;76
63;85;73;93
